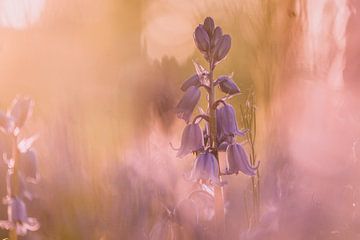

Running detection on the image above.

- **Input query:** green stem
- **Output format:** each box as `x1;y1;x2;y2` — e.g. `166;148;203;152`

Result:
208;61;225;238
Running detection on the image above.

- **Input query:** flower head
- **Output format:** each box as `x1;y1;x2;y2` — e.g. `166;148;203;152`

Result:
175;86;201;123
190;152;221;185
0;197;40;236
226;143;259;176
176;123;204;158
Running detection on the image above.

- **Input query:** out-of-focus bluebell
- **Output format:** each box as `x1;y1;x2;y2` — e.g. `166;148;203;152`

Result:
176;123;204;158
175;86;201;123
0;197;40;236
214;34;231;64
19;149;38;183
8;96;34;132
174;198;198;228
194;25;210;52
216;75;240;95
226;143;259;176
149;219;174;240
216;103;246;139
181;74;201;91
190;152;221;185
203;17;215;37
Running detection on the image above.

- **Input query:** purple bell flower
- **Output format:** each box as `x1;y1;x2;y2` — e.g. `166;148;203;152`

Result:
1;197;40;236
216;76;240;95
216;103;246;139
226;143;259;176
180;74;201;91
175;86;201;123
190;152;221;185
176;123;204;158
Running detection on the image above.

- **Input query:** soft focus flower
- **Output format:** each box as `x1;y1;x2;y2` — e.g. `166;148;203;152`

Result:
175;86;201;122
181;74;201;91
194;25;210;52
216;103;246;141
216;76;240;95
213;34;231;64
8;96;34;131
0;197;40;236
190;152;221;185
176;123;204;158
226;143;259;176
19;149;38;182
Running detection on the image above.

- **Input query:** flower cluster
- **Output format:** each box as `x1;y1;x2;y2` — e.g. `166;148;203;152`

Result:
175;17;259;185
0;96;39;237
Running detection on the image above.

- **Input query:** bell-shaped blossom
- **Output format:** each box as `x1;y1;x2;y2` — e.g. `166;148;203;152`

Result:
226;143;259;176
180;74;201;91
19;149;38;182
216;76;240;95
194;25;210;52
203;17;215;37
175;86;201;122
8;96;33;130
190;152;220;185
0;197;40;236
216;103;246;140
213;34;231;64
176;123;204;158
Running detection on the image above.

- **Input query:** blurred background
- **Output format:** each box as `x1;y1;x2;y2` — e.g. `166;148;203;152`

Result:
0;0;360;239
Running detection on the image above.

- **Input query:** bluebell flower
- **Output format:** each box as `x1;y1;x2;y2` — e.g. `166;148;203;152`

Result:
226;143;259;176
216;76;240;95
0;197;40;236
180;74;201;91
175;86;201;122
190;152;221;185
176;123;204;158
216;103;246;140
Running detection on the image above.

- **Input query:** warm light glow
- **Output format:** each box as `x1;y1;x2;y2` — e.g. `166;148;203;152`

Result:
0;0;45;29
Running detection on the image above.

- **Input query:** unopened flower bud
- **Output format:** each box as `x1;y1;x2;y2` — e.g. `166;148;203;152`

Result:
194;25;210;52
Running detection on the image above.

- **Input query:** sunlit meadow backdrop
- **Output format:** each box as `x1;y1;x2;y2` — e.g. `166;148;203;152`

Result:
0;0;360;239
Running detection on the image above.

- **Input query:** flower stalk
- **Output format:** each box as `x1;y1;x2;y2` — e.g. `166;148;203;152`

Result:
172;17;259;238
